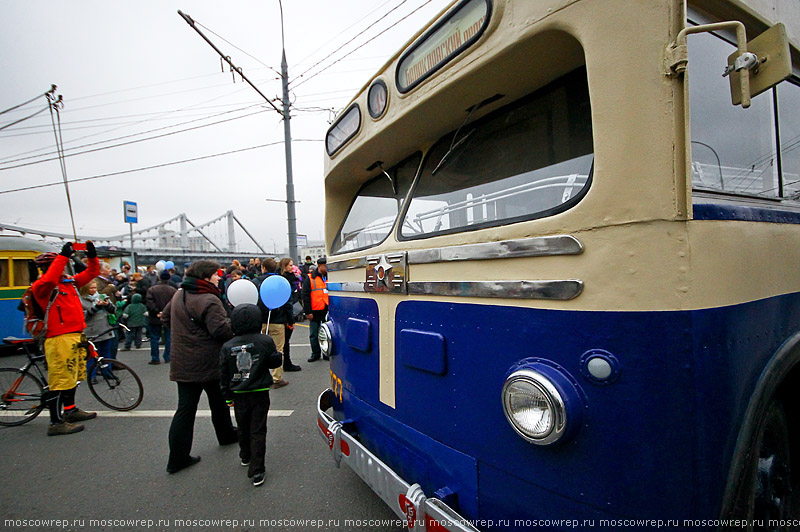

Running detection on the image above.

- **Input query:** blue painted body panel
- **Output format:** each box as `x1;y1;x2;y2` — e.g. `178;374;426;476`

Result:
0;298;26;341
327;293;800;529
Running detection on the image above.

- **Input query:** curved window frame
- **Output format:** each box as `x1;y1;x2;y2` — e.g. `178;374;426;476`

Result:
326;104;362;157
330;152;423;256
367;79;389;120
397;70;594;242
395;0;492;94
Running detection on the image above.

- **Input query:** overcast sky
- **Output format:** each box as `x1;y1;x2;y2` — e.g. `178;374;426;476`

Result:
0;0;452;254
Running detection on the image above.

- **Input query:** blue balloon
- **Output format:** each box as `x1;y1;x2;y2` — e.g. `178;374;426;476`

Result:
164;260;175;270
259;275;291;309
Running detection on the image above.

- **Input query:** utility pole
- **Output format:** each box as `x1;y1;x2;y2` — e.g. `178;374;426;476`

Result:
178;7;299;261
279;0;299;263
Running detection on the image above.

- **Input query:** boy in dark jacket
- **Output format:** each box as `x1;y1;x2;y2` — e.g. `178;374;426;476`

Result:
220;304;282;486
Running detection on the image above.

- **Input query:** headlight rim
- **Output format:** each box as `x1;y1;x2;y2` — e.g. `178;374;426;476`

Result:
502;367;570;446
319;322;333;357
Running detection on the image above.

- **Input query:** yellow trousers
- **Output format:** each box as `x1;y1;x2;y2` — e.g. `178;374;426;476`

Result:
44;333;87;391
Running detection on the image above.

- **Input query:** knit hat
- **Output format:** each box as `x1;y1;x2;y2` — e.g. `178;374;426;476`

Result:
160;271;171;281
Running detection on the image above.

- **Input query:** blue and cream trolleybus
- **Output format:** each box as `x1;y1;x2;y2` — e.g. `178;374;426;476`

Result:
315;0;800;529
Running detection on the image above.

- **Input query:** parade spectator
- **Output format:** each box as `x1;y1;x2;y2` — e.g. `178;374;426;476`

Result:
300;256;314;277
121;293;147;350
302;257;329;362
254;259;292;387
162;260;237;474
169;267;182;288
145;271;177;365
32;242;100;436
80;281;115;383
279;257;301;372
145;265;159;287
220;304;282;487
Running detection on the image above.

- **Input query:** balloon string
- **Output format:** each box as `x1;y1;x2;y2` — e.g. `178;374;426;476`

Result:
267;309;271;329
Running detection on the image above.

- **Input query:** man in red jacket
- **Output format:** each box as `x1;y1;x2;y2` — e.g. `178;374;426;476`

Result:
32;241;100;436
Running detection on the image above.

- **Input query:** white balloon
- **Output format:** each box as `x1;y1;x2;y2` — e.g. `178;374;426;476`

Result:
226;279;258;307
155;260;166;272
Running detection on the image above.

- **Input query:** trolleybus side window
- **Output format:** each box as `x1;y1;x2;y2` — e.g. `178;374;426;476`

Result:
0;260;8;288
13;259;32;287
331;153;422;255
688;29;794;198
777;82;800;198
400;67;593;239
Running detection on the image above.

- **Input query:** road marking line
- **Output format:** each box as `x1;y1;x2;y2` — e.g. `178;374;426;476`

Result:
92;409;293;418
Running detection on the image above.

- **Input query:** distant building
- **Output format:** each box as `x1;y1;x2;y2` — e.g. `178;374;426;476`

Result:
299;242;326;263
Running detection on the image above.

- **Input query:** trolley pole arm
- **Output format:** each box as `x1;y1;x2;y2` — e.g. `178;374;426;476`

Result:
177;10;284;117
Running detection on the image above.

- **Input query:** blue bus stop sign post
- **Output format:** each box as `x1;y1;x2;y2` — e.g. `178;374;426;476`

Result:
124;201;137;269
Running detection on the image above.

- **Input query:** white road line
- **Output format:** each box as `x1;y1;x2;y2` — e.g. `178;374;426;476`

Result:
0;410;294;418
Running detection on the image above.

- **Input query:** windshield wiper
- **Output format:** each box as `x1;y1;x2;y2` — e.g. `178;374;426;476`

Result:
431;129;476;176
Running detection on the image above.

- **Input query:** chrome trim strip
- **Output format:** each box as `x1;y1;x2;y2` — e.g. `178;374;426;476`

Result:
327;257;367;272
406;235;583;264
327;282;366;293
407;280;583;300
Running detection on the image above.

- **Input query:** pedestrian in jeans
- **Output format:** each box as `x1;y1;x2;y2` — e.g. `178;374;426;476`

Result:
220;304;282;487
145;271;177;364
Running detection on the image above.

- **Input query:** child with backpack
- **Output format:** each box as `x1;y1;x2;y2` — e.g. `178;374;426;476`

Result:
219;303;282;486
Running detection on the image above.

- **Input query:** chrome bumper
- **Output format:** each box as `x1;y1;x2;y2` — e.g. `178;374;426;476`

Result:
316;390;480;532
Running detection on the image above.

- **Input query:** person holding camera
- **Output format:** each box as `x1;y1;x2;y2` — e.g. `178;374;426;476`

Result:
80;281;116;383
32;242;100;436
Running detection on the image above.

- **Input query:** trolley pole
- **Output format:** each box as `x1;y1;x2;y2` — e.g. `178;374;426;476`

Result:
178;6;299;262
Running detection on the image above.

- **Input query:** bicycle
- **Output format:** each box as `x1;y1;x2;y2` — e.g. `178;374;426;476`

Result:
0;326;144;427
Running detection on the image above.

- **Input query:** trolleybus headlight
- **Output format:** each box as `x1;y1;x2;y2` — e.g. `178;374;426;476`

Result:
502;367;581;446
319;322;334;357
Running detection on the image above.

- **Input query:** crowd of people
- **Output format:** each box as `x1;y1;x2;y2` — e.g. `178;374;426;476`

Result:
30;245;329;487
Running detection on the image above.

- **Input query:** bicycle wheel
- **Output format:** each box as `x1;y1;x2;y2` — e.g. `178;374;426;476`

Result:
87;358;143;411
0;368;45;426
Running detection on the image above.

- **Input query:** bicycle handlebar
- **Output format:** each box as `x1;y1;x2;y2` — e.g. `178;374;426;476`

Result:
87;323;129;342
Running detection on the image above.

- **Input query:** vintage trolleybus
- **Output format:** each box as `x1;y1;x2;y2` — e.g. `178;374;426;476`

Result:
315;0;800;529
0;236;55;342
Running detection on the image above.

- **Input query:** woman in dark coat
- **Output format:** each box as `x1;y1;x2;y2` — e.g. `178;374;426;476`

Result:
162;260;237;473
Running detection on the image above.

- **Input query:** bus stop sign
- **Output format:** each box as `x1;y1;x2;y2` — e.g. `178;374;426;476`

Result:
124;201;138;224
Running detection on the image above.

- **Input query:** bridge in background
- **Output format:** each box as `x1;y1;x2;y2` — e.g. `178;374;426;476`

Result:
0;211;275;268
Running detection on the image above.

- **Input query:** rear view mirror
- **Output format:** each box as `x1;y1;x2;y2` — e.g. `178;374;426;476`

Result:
728;23;792;106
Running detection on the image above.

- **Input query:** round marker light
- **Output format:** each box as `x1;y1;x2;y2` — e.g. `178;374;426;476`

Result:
319;322;333;357
502;369;567;445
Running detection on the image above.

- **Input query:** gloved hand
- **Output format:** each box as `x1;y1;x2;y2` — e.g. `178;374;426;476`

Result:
86;240;97;259
60;242;74;257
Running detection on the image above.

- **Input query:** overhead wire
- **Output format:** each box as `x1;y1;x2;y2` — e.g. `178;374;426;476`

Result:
291;0;436;91
0;105;49;131
0;103;266;167
0;91;50;116
290;0;411;87
195;21;283;79
0;139;322;195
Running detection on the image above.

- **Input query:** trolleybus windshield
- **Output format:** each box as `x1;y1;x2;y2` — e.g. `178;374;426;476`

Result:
401;67;593;239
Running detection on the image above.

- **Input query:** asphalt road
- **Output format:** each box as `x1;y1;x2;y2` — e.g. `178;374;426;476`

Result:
0;324;406;532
